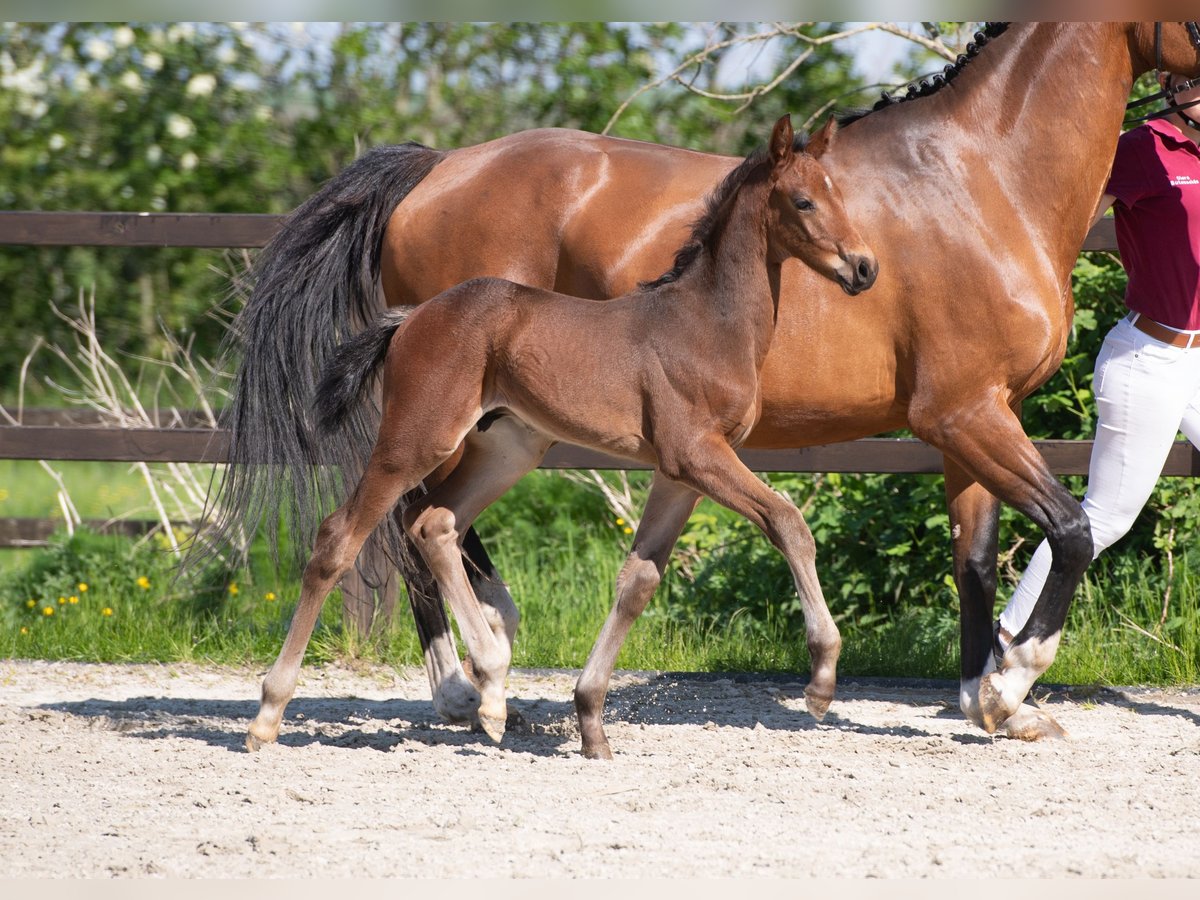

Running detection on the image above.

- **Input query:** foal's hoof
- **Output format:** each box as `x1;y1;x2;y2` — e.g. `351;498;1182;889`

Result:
475;713;507;743
1002;704;1069;742
433;672;483;724
804;686;833;721
581;740;614;761
245;731;269;753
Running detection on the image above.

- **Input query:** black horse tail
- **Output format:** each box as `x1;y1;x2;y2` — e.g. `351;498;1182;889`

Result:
314;308;413;436
205;141;444;568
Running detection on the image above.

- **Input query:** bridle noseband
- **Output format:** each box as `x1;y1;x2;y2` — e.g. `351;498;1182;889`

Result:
1125;21;1200;127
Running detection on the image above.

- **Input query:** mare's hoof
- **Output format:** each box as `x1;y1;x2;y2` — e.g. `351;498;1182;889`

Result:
1002;704;1069;741
977;672;1010;735
245;732;265;753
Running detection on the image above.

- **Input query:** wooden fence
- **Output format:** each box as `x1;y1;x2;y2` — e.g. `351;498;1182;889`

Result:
3;211;1197;548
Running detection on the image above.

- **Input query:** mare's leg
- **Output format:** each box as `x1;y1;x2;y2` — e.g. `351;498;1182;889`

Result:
663;436;841;719
574;475;701;759
914;397;1091;734
402;415;552;741
945;459;1066;741
247;451;434;750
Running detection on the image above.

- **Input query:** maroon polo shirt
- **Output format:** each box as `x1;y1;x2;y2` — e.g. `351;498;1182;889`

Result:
1105;118;1200;330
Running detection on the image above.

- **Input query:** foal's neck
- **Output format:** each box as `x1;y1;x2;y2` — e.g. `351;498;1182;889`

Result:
682;173;780;367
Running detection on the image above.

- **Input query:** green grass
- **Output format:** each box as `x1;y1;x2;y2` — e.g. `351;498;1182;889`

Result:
1;462;1198;689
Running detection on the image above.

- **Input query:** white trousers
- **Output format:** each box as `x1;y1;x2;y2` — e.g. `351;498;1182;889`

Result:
999;314;1200;635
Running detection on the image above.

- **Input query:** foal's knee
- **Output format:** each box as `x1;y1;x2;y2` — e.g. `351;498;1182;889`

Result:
615;556;661;606
305;510;358;584
403;505;459;554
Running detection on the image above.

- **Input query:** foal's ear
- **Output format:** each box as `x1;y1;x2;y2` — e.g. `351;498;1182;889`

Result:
806;116;838;159
769;114;795;174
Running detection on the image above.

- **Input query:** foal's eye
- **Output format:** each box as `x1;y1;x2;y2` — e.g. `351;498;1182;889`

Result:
793;197;815;212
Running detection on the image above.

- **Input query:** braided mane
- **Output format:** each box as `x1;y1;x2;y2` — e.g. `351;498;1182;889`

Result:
838;22;1009;127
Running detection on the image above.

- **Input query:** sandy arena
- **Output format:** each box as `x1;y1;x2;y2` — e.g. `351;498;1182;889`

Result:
2;659;1199;878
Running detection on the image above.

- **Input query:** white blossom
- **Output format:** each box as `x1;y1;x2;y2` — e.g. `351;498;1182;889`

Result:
84;37;112;62
146;144;162;165
113;26;135;48
180;151;198;172
72;70;91;91
166;23;196;44
216;44;237;66
186;73;216;97
1;56;47;95
143;51;163;72
48;133;66;151
118;70;143;92
254;104;273;122
166;113;195;139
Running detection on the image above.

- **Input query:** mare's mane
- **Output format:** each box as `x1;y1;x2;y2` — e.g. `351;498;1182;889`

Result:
837;22;1009;127
639;131;811;292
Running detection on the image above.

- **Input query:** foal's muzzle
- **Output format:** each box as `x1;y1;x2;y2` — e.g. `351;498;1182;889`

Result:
838;253;879;296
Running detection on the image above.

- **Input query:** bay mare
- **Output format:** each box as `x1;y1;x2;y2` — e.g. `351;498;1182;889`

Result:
220;23;1200;743
244;116;877;758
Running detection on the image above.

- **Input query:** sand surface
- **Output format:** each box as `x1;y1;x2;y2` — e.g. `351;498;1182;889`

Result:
2;660;1199;878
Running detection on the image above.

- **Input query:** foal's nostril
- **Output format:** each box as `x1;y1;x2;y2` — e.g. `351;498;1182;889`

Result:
857;259;872;283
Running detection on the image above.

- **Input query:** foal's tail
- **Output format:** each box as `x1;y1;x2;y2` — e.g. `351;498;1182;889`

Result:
205;142;444;566
315;308;413;436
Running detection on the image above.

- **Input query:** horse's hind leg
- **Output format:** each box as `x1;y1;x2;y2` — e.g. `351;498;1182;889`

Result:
575;475;700;759
403;415;552;741
664;435;841;719
246;452;427;751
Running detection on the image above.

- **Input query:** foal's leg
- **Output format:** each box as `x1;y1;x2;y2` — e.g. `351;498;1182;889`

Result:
403;416;552;741
664;436;841;718
246;452;429;750
945;460;1066;741
575;475;701;759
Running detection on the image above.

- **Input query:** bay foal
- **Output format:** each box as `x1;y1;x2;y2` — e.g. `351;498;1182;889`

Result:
245;115;877;757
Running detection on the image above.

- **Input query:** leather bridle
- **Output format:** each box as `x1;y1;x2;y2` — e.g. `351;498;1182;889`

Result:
1125;22;1200;127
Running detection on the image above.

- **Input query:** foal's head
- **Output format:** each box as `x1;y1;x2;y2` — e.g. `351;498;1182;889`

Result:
766;115;877;296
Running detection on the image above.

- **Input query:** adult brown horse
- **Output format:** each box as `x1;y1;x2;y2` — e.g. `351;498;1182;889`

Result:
218;22;1200;743
244;116;877;757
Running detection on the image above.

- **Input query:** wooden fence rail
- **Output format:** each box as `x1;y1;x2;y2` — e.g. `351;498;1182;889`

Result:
2;211;1177;551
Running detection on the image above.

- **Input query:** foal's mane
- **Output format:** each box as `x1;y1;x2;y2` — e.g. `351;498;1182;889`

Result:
639;131;810;292
837;22;1009;127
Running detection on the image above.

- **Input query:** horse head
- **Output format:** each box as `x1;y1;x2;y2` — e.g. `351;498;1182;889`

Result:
766;114;878;296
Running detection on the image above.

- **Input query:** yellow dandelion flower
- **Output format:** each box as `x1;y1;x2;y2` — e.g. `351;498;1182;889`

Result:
58;596;66;605
78;582;89;592
20;626;28;635
264;591;277;602
623;526;633;535
68;596;79;605
136;576;150;589
25;599;35;609
102;607;113;617
228;583;239;596
615;517;625;526
42;606;54;616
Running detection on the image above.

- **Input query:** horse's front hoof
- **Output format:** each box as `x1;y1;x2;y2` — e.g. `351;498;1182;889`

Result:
1002;704;1069;741
245;731;268;752
433;671;483;724
977;672;1011;734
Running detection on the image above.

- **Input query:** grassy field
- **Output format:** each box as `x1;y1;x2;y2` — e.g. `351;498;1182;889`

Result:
1;459;1198;688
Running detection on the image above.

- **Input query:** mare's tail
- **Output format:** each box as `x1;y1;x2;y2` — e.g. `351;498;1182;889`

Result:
207;142;444;566
314;308;413;436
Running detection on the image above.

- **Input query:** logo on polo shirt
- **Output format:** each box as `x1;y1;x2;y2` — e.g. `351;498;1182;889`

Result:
1171;175;1200;186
